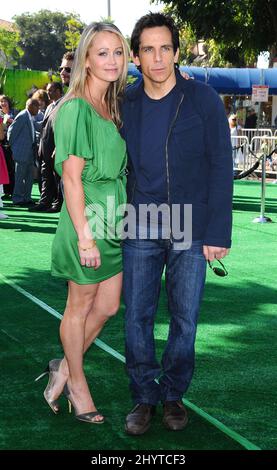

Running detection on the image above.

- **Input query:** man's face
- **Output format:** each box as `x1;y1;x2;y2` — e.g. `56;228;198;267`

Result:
132;26;179;85
46;83;58;101
29;103;39;116
59;59;73;86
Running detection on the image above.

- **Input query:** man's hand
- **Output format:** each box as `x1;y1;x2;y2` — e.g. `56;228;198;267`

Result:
180;71;192;80
203;245;230;262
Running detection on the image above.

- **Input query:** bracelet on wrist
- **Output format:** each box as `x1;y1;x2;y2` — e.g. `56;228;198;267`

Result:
78;240;96;251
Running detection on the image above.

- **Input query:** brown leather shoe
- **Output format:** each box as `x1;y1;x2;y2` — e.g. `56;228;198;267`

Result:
163;401;188;431
125;403;156;435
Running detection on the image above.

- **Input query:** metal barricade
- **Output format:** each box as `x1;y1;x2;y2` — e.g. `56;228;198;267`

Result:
231;135;250;172
241;128;273;154
250;136;277;223
250;135;277;175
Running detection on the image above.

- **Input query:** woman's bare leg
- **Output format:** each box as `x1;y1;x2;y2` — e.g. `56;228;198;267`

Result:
59;280;100;416
83;272;122;350
50;273;122;402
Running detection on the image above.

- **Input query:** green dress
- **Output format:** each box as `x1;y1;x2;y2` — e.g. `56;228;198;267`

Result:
51;98;127;284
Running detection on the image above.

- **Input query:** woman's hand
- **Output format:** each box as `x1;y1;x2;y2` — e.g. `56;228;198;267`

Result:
78;242;101;270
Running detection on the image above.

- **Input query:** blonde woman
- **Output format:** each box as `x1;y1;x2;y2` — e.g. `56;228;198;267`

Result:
36;22;129;424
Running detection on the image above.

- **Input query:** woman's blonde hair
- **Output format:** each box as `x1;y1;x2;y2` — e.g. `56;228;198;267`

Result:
60;22;129;128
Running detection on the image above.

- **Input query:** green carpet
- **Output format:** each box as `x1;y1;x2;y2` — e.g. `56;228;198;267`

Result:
0;180;276;450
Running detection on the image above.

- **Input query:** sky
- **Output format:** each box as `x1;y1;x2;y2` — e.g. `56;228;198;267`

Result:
0;0;268;67
0;0;165;37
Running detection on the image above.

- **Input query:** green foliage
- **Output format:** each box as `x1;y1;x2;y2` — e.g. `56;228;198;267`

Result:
100;17;115;24
152;0;277;66
3;69;50;110
65;18;84;52
0;28;24;93
13;10;85;71
178;23;197;65
0;28;24;68
127;75;138;85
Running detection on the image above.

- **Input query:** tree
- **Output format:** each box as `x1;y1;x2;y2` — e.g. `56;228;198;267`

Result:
152;0;277;66
0;28;23;68
100;17;115;24
14;10;85;71
65;18;84;52
0;28;23;92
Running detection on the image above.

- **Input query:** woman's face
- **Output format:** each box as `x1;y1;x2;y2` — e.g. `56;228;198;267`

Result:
86;31;124;85
0;98;10;113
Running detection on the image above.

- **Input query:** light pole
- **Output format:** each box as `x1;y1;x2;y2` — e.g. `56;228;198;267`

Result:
107;0;111;18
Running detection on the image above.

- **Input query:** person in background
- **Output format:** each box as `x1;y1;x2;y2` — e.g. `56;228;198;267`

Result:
59;51;74;87
30;50;75;213
31;89;51;191
245;108;257;129
229;113;242;168
32;89;51;129
7;98;39;206
30;82;64;212
0;95;17;199
32;89;50;115
0;115;9;219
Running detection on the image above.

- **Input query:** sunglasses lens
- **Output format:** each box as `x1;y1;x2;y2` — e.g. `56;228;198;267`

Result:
208;260;228;277
213;267;226;277
59;67;71;73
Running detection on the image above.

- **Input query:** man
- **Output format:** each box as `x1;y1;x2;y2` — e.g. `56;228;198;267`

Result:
30;51;74;212
244;108;257;129
7;98;39;206
30;82;63;212
59;51;74;87
121;13;233;435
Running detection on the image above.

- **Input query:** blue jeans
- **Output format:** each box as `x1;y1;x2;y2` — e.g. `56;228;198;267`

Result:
123;238;206;405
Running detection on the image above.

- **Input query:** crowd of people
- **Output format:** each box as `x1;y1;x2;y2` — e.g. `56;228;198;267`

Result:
2;13;233;435
0;52;74;218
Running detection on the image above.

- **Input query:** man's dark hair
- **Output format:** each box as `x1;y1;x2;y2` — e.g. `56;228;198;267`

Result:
62;51;75;61
26;98;39;108
131;12;179;56
48;82;63;94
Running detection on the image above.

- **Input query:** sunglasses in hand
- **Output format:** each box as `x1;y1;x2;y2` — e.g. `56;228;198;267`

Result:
208;259;228;277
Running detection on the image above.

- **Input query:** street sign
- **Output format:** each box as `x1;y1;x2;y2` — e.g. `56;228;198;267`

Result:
252;85;269;102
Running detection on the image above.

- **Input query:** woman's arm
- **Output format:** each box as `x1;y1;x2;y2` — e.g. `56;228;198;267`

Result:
0;118;4;141
62;155;101;269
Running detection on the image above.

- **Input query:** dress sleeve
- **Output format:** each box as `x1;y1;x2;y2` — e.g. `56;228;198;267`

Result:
54;99;93;176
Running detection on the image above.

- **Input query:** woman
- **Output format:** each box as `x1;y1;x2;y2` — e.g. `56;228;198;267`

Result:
0;116;9;219
32;89;50;131
0;95;16;198
36;22;129;424
32;89;50;115
229;113;242;169
31;89;51;191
